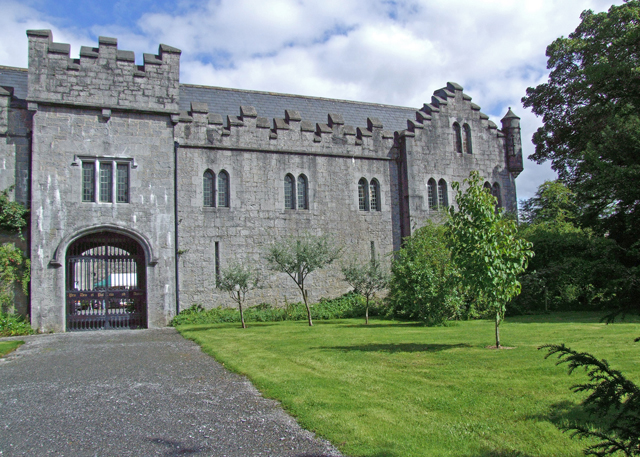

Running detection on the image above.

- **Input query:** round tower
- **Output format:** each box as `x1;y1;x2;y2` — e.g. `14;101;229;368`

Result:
501;108;523;177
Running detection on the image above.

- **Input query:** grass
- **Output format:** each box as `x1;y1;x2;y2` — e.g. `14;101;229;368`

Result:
0;340;23;357
175;312;640;457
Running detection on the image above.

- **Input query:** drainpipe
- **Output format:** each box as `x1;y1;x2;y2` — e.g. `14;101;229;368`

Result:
174;140;180;316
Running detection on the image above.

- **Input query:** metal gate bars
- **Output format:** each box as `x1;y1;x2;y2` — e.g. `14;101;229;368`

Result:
66;232;147;331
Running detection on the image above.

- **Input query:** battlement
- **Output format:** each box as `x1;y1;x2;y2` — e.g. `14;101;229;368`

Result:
174;103;395;158
26;30;181;113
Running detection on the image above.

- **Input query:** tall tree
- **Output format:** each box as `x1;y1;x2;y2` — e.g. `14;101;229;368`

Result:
448;171;533;348
522;1;640;252
265;234;341;326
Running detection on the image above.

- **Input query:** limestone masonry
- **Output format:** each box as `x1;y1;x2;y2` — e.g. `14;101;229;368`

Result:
0;31;524;332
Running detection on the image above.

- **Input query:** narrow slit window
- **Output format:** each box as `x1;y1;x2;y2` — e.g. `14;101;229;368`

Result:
427;179;437;210
284;174;295;209
438;179;448;208
492;183;502;208
99;162;113;203
463;124;472;154
358;178;369;211
203;170;215;207
297;174;308;210
218;170;229;207
370;179;380;211
116;163;129;203
453;122;462;153
82;162;95;202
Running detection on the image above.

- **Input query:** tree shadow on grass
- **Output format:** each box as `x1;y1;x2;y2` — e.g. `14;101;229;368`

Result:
508;312;640;325
342;322;426;328
528;399;608;432
314;343;472;353
466;449;536;457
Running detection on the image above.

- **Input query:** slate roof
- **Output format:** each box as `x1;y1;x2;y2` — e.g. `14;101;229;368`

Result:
0;66;418;131
180;84;417;132
0;66;28;101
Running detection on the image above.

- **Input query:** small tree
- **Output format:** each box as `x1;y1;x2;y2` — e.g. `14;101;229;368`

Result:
266;234;341;326
217;263;260;328
448;171;533;348
342;256;389;324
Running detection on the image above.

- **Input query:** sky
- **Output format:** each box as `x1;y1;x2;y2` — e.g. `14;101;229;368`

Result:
0;0;621;202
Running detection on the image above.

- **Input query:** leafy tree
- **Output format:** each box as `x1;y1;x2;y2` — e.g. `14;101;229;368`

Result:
388;219;464;325
0;186;28;236
217;263;260;328
516;180;623;313
519;180;578;226
541;343;640;456
522;2;640;311
342;256;389;324
448;171;533;348
265;234;342;326
0;187;29;315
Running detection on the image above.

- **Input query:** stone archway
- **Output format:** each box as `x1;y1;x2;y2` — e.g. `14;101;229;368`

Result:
65;231;147;331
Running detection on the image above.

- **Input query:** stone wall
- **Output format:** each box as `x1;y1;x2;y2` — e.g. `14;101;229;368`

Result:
0;30;524;330
397;82;520;234
0;85;31;315
175;103;397;308
27;30;180;113
25;30;179;332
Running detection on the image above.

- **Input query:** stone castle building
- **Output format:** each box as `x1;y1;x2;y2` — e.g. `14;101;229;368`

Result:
0;30;523;332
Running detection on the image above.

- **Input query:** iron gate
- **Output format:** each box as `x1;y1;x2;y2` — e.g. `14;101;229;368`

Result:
66;232;147;331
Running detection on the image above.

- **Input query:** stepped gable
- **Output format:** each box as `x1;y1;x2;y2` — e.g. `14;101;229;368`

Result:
179;84;416;134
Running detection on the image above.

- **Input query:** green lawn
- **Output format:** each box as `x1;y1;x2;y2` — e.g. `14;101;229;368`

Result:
0;340;23;357
176;313;640;457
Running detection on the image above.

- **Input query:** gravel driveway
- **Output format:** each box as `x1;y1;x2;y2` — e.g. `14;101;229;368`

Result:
0;328;342;457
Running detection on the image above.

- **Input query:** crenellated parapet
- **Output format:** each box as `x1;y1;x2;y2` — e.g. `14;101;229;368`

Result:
174;102;395;159
26;30;181;113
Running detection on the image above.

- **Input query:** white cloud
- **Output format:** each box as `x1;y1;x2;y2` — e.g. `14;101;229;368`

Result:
0;2;93;67
0;0;624;200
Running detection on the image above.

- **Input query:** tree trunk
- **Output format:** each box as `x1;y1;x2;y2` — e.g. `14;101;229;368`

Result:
239;295;246;329
365;296;369;325
495;312;501;348
303;288;313;326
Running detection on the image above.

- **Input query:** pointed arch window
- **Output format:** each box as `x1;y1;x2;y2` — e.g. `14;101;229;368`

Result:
370;179;380;211
463;124;472;154
297;174;308;210
438;179;448;208
284;174;296;209
484;181;492;192
203;170;215;207
218;170;229;207
453;122;462;153
492;182;502;208
427;178;437;210
358;178;369;211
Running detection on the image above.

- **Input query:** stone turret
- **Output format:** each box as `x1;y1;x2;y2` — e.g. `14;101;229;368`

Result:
26;30;181;113
501;107;523;177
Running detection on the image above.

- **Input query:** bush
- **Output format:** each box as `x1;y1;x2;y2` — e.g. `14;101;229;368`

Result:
0;312;34;337
388;221;464;325
170;293;380;326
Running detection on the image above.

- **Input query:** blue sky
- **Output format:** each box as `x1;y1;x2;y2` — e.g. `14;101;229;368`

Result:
0;0;620;201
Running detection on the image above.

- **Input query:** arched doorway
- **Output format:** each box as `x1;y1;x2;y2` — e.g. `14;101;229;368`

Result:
65;231;147;331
